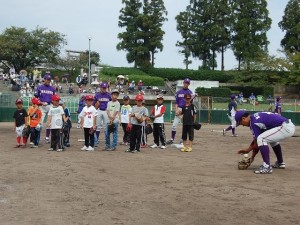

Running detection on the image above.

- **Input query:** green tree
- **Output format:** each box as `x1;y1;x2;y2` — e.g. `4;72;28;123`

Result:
231;0;272;71
279;0;300;53
0;26;66;72
79;51;101;67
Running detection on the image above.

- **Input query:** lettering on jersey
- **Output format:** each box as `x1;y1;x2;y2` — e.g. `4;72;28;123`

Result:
40;90;54;95
177;94;185;98
84;111;93;119
99;98;110;102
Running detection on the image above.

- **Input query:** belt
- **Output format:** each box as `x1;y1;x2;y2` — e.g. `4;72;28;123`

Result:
99;109;106;111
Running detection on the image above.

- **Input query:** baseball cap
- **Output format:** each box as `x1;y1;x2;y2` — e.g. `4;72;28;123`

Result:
156;94;164;99
230;94;236;99
15;98;23;104
44;74;51;80
184;78;191;84
100;82;108;88
123;95;130;100
111;89;120;94
184;93;192;99
85;95;94;101
59;100;64;105
235;110;246;126
276;96;282;101
135;94;144;101
31;97;40;105
52;94;60;101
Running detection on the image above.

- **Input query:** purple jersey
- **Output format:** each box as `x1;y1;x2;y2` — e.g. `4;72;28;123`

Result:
274;102;282;113
36;84;55;103
94;92;112;110
175;88;193;108
250;112;288;138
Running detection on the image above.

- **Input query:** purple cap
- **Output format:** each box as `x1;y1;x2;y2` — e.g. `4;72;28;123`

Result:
44;74;51;80
100;82;108;88
230;94;236;99
184;78;190;84
276;96;282;101
235;110;246;126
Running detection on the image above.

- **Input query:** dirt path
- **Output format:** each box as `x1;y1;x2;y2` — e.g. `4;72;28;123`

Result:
0;122;300;225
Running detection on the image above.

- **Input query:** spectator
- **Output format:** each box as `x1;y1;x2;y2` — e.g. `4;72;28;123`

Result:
138;80;143;91
128;81;135;92
249;93;256;105
237;92;244;104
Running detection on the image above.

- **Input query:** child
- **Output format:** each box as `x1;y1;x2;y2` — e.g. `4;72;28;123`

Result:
77;95;86;128
141;101;149;148
59;100;72;148
105;89;120;151
13;98;28;148
180;93;197;152
47;95;65;152
79;95;98;151
126;94;148;153
223;94;238;137
94;99;101;147
119;95;132;145
28;97;43;148
150;94;167;149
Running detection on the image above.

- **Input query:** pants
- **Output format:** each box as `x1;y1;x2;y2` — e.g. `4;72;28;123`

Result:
84;128;94;147
153;123;166;146
257;120;295;147
182;125;194;141
96;109;108;130
15;125;26;145
171;115;181;132
105;122;119;148
30;127;39;145
63;127;71;145
121;123;130;143
51;129;63;150
227;115;236;128
141;125;147;145
130;125;142;151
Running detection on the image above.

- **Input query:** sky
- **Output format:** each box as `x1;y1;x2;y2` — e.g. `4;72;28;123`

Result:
0;0;289;70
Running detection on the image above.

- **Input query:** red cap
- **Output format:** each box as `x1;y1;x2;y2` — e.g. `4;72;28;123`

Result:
85;95;94;100
15;99;23;104
52;94;61;101
135;94;144;101
31;97;40;105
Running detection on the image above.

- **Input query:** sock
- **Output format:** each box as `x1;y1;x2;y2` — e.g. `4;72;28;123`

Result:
96;131;100;141
259;145;270;166
46;128;50;138
171;131;176;140
16;137;21;145
225;126;232;131
232;128;235;135
22;137;27;145
272;144;283;163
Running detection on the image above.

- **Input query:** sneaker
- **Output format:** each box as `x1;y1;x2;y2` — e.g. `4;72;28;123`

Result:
77;124;80;129
272;161;286;169
110;147;116;151
29;142;34;145
48;148;55;151
160;145;166;149
166;139;174;145
33;145;38;148
65;143;70;147
151;144;158;148
186;147;192;152
45;138;50;144
131;150;139;153
86;146;94;151
81;146;88;151
141;144;148;148
57;149;63;152
232;134;238;137
254;163;272;174
223;129;226;136
103;147;110;151
125;149;132;152
181;147;187;152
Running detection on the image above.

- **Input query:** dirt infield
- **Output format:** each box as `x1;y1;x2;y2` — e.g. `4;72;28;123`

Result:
0;122;300;225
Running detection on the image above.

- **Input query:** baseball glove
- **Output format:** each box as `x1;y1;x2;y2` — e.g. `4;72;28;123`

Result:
238;157;252;170
108;123;116;133
126;124;132;132
22;126;30;138
89;127;96;135
145;124;153;135
149;115;155;122
193;122;202;130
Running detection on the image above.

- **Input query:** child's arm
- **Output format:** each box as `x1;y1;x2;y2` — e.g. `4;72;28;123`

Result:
24;116;28;126
154;105;166;118
47;115;52;128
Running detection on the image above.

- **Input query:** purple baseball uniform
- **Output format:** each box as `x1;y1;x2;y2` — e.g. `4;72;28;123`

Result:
175;88;193;108
94;92;112;110
274;102;282;114
36;84;56;104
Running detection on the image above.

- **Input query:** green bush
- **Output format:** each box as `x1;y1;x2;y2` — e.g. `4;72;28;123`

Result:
128;75;164;86
101;67;147;76
223;86;274;98
195;87;231;97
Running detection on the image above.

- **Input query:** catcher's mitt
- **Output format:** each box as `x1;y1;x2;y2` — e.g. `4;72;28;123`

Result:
89;127;96;135
108;123;116;133
22;126;30;138
62;122;69;132
193;122;202;130
126;124;132;132
238;157;252;170
145;124;153;135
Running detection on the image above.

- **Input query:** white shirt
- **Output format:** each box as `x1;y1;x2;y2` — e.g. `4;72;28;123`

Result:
152;105;166;123
48;106;64;129
120;104;132;123
80;105;98;128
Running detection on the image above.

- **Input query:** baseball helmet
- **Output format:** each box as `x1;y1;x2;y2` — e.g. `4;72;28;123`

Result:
52;94;60;101
15;98;23;104
85;95;94;101
44;74;51;80
31;97;40;105
135;94;144;101
100;82;108;88
184;78;191;84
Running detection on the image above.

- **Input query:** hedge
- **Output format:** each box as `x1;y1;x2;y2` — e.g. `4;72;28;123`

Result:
222;86;274;97
101;67;147;76
100;74;164;86
195;87;231;97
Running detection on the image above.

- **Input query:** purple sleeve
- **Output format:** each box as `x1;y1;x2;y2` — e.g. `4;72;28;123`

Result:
250;121;262;138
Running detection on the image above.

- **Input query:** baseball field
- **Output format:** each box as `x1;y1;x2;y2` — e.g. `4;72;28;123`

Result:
0;122;299;225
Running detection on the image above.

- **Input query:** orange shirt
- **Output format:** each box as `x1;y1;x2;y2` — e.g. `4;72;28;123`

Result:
28;107;42;127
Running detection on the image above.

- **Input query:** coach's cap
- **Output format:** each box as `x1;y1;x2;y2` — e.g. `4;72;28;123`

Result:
51;94;61;101
230;94;236;99
100;82;108;88
156;94;164;99
85;95;94;101
184;93;192;99
235;110;246;126
59;100;64;105
15;98;23;104
184;78;191;84
123;95;130;100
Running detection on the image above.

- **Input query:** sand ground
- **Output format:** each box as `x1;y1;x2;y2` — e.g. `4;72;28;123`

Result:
0;122;300;225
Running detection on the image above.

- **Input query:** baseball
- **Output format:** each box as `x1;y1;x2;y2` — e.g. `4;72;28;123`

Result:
243;154;249;158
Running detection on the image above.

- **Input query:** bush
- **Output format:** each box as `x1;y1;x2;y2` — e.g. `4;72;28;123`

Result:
223;86;274;98
101;67;147;76
195;87;231;97
128;75;164;86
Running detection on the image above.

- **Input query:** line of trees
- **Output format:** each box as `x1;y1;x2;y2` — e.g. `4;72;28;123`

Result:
117;0;300;72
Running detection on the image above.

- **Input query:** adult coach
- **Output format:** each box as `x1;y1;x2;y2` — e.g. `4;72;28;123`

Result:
235;111;295;174
166;78;193;145
35;73;56;143
94;82;112;142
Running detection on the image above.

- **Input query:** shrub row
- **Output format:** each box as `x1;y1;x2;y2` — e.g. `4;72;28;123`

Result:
223;86;274;97
195;87;231;97
101;67;147;76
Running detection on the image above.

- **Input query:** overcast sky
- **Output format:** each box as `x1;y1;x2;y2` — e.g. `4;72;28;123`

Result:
0;0;289;70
